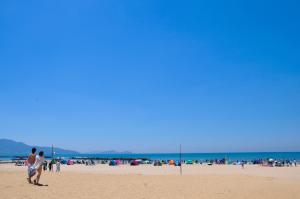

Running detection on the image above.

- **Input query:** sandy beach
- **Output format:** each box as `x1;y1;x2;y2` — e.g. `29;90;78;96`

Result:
1;164;300;199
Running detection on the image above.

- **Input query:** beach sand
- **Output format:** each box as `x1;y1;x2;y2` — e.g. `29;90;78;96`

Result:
1;164;300;199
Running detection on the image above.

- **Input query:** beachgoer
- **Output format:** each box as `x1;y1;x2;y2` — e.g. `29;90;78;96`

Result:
29;151;45;185
241;161;245;169
49;161;52;172
56;161;61;172
27;148;37;183
294;159;297;167
43;161;47;171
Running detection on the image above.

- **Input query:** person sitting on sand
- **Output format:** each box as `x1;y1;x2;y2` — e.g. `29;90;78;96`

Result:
27;148;36;183
29;151;45;185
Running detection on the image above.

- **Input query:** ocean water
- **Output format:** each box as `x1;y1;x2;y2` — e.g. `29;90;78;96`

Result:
52;152;300;161
1;152;300;161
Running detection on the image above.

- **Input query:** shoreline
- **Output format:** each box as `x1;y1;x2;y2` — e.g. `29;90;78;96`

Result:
2;151;300;161
1;164;300;199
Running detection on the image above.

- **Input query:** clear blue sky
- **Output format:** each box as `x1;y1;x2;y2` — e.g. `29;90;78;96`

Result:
0;0;299;153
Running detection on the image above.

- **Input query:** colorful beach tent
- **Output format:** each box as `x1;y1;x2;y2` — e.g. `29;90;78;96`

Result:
143;160;151;164
169;160;175;165
109;160;117;166
175;161;181;166
116;160;121;165
60;160;67;164
67;160;74;165
186;160;193;164
130;160;139;166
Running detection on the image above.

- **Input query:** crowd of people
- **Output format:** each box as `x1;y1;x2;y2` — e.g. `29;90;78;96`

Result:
42;159;61;172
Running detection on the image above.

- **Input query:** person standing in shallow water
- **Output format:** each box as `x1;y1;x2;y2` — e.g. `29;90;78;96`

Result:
27;148;36;183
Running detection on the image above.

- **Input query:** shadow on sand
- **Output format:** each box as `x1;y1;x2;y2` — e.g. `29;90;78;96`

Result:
34;183;48;187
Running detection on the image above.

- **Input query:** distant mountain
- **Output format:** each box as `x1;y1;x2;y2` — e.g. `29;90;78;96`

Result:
0;138;79;156
89;150;132;154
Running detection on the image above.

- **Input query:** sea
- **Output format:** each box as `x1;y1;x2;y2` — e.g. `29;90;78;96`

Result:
1;152;300;161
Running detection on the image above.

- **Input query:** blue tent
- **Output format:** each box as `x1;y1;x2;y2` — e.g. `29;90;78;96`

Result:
109;160;117;166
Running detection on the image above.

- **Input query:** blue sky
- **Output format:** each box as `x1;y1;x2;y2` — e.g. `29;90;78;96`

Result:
0;0;299;153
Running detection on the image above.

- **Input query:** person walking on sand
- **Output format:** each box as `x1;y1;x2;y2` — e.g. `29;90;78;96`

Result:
49;161;52;172
27;148;36;183
43;161;47;171
56;160;61;172
29;151;45;185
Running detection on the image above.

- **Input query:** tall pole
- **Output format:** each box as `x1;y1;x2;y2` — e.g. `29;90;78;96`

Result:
52;144;54;159
180;144;182;175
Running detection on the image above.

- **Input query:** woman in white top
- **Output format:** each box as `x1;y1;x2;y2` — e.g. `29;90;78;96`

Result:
29;151;45;185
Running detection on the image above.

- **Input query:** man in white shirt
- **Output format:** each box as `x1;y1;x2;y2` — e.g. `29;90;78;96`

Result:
29;151;45;185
